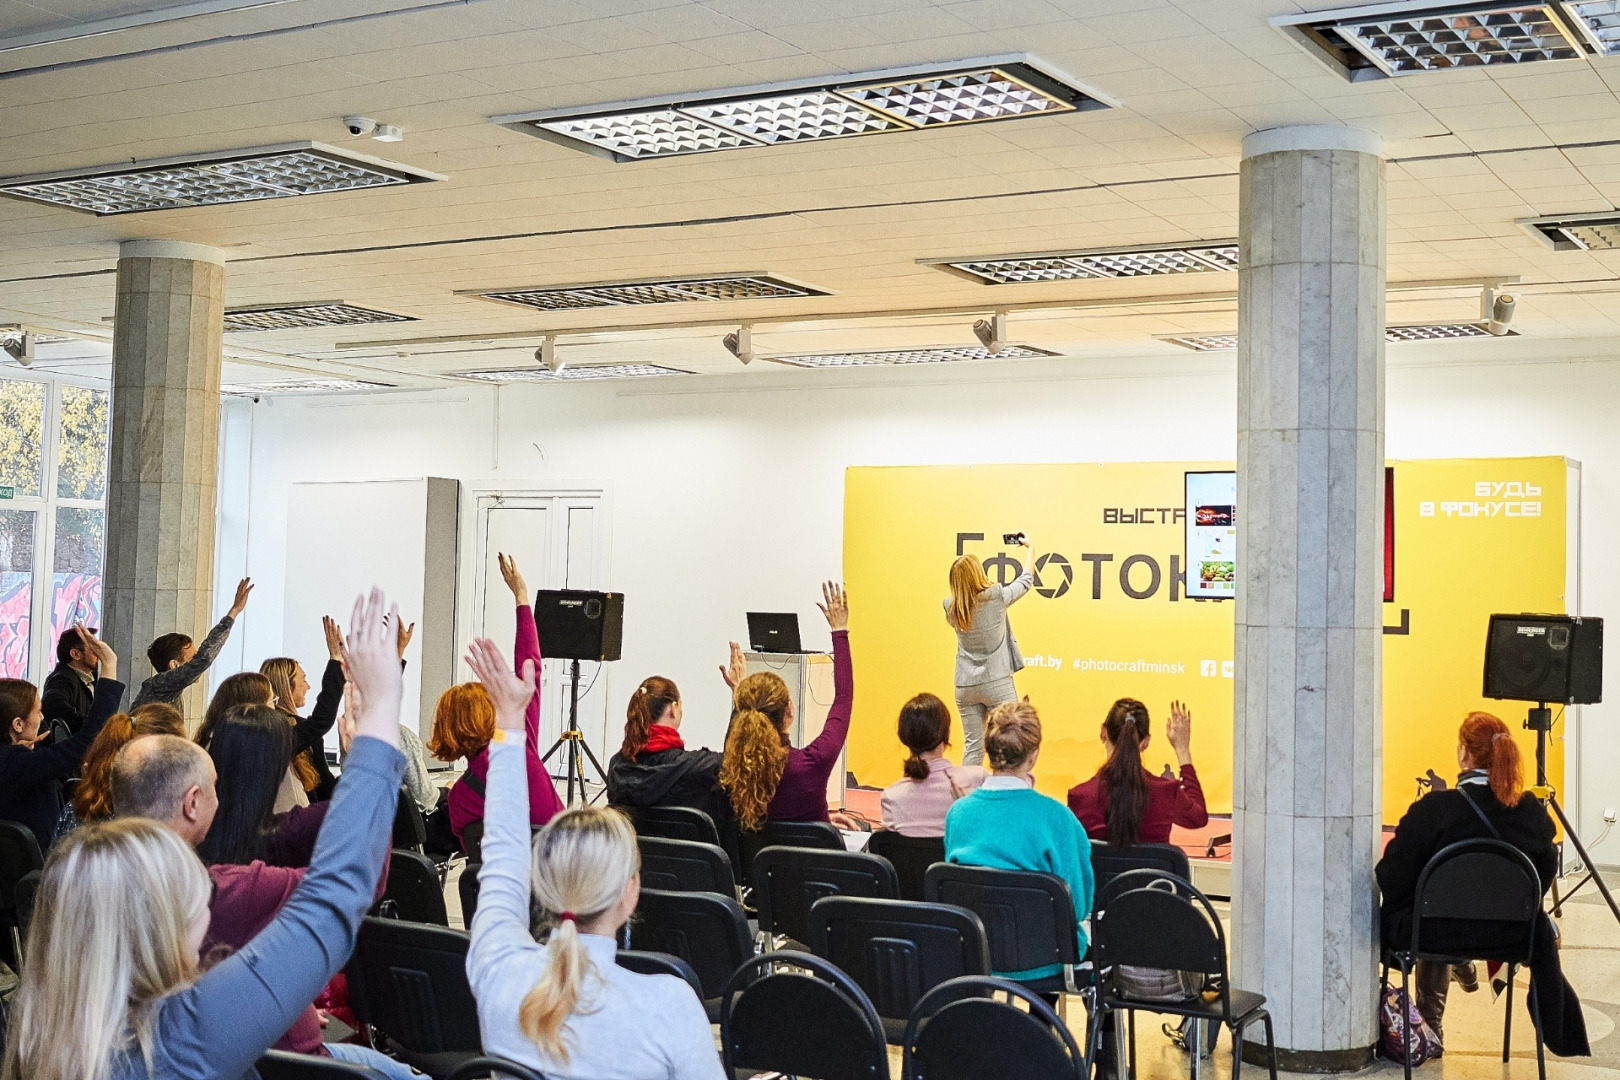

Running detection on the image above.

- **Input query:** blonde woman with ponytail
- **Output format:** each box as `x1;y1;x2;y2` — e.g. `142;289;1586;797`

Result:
464;637;722;1079
944;537;1037;766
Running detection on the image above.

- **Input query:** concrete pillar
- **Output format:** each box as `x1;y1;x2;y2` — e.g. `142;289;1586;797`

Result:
103;240;225;719
1232;126;1385;1071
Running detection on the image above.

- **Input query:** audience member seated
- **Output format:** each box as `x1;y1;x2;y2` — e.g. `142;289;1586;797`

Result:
879;692;985;837
261;615;349;805
0;625;123;849
1067;698;1207;846
719;581;854;831
944;699;1093;981
606;676;729;825
1377;711;1586;1055
0;588;406;1080
463;637;724;1080
69;702;186;825
39;626;102;738
198;706;331;869
430;554;563;848
132;577;253;707
194;671;275;747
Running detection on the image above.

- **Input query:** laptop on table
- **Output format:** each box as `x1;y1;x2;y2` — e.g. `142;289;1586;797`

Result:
747;612;807;654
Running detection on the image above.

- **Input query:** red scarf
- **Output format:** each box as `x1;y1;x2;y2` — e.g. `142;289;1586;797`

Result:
641;724;684;755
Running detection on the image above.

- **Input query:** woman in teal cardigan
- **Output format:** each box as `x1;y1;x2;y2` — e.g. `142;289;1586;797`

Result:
944;698;1094;982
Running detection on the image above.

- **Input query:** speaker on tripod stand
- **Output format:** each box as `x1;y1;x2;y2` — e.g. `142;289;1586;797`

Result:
1483;613;1619;924
534;590;624;806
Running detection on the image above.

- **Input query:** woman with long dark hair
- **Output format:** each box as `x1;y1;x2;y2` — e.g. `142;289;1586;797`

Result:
879;693;985;837
197;706;313;868
1067;698;1207;847
606;676;728;824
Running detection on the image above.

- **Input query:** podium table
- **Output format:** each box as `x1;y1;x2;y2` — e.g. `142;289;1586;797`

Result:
743;651;844;809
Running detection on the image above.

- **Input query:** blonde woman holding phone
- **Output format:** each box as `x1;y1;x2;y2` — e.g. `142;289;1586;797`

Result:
944;535;1036;766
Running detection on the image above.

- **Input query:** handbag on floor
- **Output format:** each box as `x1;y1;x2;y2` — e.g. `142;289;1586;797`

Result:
1378;982;1442;1065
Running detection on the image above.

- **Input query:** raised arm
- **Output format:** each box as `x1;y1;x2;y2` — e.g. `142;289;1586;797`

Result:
1165;701;1209;829
1004;536;1037;605
799;582;853;773
12;627;123;784
501;554;544;753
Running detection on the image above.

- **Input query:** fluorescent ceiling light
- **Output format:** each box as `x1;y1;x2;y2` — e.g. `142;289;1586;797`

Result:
1163;324;1514;350
223;302;416;332
1567;0;1620;52
467;274;826;312
453;364;694;382
0;142;442;216
220;377;396;395
926;243;1239;285
0;326;74;345
765;344;1059;368
496;57;1102;162
1158;333;1241;352
1520;211;1620;250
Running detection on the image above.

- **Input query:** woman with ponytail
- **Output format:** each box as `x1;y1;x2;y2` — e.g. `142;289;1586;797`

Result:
605;676;729;825
1377;711;1573;1051
1067;698;1207;846
464;638;723;1080
879;693;986;836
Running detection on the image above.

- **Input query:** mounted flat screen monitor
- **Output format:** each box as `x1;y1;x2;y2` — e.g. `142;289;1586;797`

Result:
1186;470;1237;600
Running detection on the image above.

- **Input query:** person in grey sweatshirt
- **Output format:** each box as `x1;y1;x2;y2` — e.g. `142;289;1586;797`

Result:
132;577;253;708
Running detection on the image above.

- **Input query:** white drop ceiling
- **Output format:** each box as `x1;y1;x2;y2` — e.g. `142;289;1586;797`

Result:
1;0;1619;388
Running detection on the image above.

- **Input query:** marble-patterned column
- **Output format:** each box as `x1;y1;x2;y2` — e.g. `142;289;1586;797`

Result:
103;240;225;719
1232;126;1385;1071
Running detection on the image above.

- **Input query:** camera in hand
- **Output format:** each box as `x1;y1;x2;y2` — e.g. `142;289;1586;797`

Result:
1002;531;1026;546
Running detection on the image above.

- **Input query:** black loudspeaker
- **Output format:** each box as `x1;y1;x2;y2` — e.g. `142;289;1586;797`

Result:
1483;613;1603;705
534;590;624;662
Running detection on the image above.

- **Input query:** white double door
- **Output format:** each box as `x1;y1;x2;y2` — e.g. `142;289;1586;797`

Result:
471;490;610;764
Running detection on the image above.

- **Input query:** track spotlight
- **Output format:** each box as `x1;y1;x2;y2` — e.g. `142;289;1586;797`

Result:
2;330;34;367
533;335;563;373
1482;287;1516;336
723;325;754;364
972;311;1008;355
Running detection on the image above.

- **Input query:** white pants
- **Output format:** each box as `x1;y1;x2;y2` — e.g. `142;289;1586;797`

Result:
955;676;1018;767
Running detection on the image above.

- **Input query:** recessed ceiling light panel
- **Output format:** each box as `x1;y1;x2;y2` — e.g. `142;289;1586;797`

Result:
223;302;416;332
454;363;693;382
927;243;1239;285
1521;211;1620;250
220;377;396;395
468;274;826;311
1160;333;1241;352
499;57;1102;162
0;143;441;216
1162;324;1515;349
1567;0;1620;52
766;344;1058;367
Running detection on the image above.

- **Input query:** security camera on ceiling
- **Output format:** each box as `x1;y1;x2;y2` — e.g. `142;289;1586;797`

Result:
2;330;35;367
723;326;754;365
972;311;1008;354
343;116;378;137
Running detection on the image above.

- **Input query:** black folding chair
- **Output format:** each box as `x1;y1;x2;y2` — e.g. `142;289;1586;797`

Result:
630;887;753;1020
0;820;43;964
737;819;844;879
443;1057;548;1080
346;917;482;1078
1090;840;1190;899
1383;838;1546;1080
923;863;1085;997
632;805;723;847
255;1051;375;1079
459;819;485;864
458;863;481;927
808;896;991;1042
637;835;736;895
1090;869;1277;1080
753;846;898;947
374;849;449;926
14;868;41;955
616;948;705;999
904;974;1086;1080
720;951;889;1080
393;788;453;882
866;831;945;902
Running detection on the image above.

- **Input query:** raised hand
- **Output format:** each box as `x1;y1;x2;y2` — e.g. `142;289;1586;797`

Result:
498;553;529;607
322;616;346;662
1167;700;1193;765
465;636;535;732
817;581;849;632
343;589;403;748
719;641;746;689
338;682;361;754
229;577;254;618
396;618;416;659
74;623;116;681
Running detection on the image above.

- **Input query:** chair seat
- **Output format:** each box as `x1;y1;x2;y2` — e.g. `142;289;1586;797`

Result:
1384;946;1528;967
386;1043;481;1079
1101;986;1268;1024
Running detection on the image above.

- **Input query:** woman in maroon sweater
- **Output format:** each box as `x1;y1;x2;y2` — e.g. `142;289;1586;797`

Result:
1067;697;1207;846
719;581;853;828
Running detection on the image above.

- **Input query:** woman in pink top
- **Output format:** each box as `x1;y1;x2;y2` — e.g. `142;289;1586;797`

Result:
880;692;986;838
431;553;564;845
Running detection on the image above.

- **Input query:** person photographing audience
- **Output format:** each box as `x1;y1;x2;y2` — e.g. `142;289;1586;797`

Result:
1068;698;1208;846
945;537;1036;766
132;576;254;707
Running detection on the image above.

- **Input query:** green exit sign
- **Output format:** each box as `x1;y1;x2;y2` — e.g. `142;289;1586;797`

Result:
0;486;12;499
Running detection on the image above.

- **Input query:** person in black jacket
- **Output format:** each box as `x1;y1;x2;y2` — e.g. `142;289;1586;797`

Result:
39;626;100;738
606;675;730;826
1377;710;1586;1057
258;615;347;804
0;625;123;848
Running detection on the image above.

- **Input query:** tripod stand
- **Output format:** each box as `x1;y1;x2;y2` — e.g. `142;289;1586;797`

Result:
1524;704;1620;924
541;658;608;806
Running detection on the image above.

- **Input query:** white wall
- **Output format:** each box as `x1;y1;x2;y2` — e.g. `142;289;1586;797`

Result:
227;347;1620;853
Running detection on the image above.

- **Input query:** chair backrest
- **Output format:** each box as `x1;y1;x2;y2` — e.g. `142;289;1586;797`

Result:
442;1057;550;1080
0;821;43;917
903;975;1085;1080
346;917;482;1055
721;951;889;1080
630;887;752;1000
255;1050;376;1079
457;863;482;927
1092;871;1230;1012
737;819;844;877
1412;838;1542;960
923;863;1079;975
459;819;485;863
393;788;428;850
1090;841;1191;900
753;846;899;943
377;849;449;926
808;896;991;1023
616;948;705;1000
637;835;736;895
865;831;946;902
14;869;41;941
633;805;722;847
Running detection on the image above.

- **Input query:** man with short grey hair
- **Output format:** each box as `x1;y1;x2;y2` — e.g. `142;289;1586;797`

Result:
111;734;218;845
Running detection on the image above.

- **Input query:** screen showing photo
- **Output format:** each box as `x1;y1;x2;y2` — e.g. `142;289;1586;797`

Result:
1186;470;1237;600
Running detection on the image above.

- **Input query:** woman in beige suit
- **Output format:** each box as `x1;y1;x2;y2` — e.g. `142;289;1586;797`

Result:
944;536;1036;766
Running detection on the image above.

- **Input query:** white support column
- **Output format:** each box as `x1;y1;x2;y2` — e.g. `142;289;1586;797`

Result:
1232;125;1385;1071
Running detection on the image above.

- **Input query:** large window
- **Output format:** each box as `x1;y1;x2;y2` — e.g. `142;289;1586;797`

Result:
0;376;109;680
